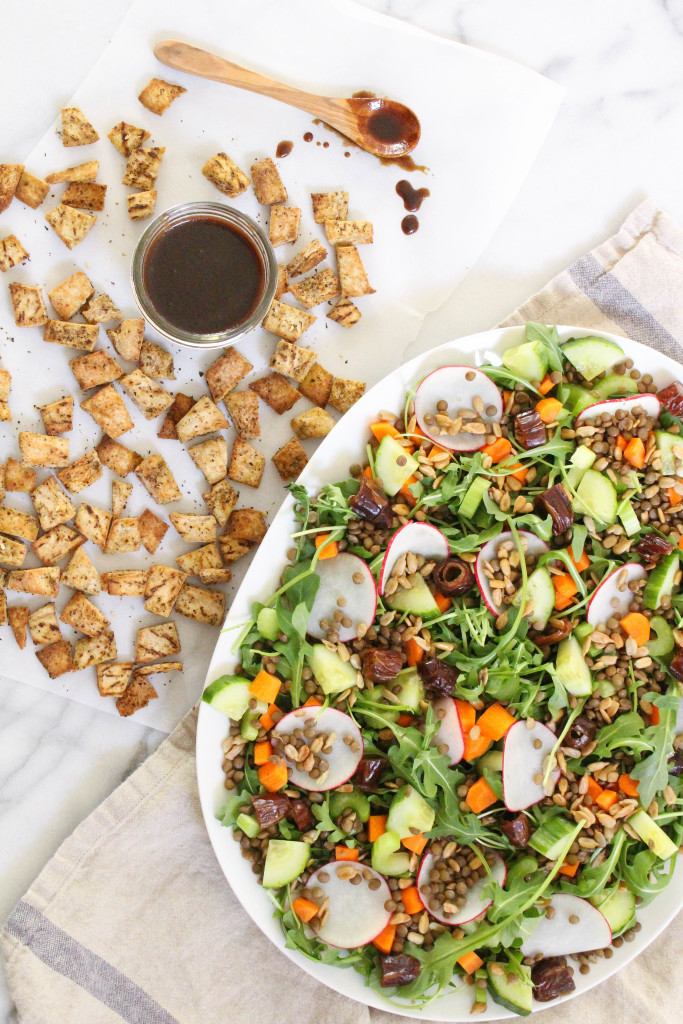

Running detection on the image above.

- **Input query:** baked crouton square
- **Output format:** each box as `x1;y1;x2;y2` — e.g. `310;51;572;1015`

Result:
102;570;148;596
74;631;117;671
48;271;94;320
218;533;252;564
0;234;29;272
7;567;60;598
169;512;217;543
9;283;47;327
226;508;267;543
140;339;174;380
32;524;84;566
112;480;132;518
287;239;327;278
44;320;99;351
127;190;157;221
15;170;49;209
74;504;112;548
28;603;61;645
198;568;232;585
269;205;301;247
325;220;373;246
81;385;134;437
71;351;123;390
138;508;168;553
116;674;158;717
144;564;187;616
139;77;186;115
329;377;366;413
135;622;181;663
123;147;165;190
107;122;150;157
251;158;287;205
119;369;174;419
0;535;26;568
176;542;222;576
96;435;142;476
45;160;99;184
31;475;75;530
5;459;35;493
0;590;6;627
0;506;39;541
104;517;141;554
311;191;349;223
202;478;237;527
291;406;335;439
205;348;253;402
82;294;122;324
97;661;134;696
158;393;194;439
106;319;144;361
39;396;73;435
176;395;228;442
289;269;340;309
249;373;300;414
272;437;308;480
19;432;69;468
36;640;74;678
62;182;107;212
60;592;109;637
327;298;361;328
189;437;228;484
228;438;265;488
275;264;288;299
0;401;9;424
45;205;96;249
269;339;318;382
60;546;101;594
61;107;99;146
0;371;10;405
9;605;29;648
134;453;182;504
263;303;316;344
224;390;259;439
202;153;250;198
174;583;226;626
0;164;24;213
57;450;102;493
337;245;375;297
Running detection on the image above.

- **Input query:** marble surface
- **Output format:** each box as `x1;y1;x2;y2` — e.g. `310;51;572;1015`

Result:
2;0;683;1019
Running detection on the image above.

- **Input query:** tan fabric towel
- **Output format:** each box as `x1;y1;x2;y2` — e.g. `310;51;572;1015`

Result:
3;197;683;1024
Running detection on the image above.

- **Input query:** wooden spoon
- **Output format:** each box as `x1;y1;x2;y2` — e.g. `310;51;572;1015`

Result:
154;40;421;158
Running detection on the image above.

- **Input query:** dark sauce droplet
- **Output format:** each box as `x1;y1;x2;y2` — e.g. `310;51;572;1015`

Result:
276;140;293;158
401;215;419;235
303;131;313;142
323;141;329;148
352;90;376;99
396;180;430;212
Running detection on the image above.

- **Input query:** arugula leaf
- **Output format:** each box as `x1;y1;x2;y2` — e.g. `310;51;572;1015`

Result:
311;796;347;843
525;320;565;375
631;686;678;808
591;711;649;757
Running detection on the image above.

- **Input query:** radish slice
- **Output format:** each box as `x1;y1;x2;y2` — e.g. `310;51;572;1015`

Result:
307;552;377;642
521;894;612;957
431;697;465;765
586;562;647;627
273;707;363;792
379;522;449;595
502;719;560;811
305;862;392;948
475;531;550;616
414;366;503;452
417;847;506;925
575;394;661;425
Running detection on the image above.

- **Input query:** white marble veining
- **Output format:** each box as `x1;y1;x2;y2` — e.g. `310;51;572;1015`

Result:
2;0;683;1019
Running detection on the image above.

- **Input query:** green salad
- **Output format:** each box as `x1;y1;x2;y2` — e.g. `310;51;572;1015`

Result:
204;323;683;1015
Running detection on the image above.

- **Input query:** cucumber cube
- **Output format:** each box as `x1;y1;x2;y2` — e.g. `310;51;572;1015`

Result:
562;338;624;381
371;830;411;876
386;784;435;839
202;676;253;721
307;644;357;695
627;809;678;860
374;434;418;496
262;840;311;888
502;340;549;384
555;635;592;697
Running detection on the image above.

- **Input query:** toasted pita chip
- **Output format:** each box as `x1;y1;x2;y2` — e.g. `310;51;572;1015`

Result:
269;205;301;247
275;263;288;300
127;189;157;221
33;524;84;566
176;541;222;576
45;160;99;184
218;533;252;564
45;204;96;249
32;476;75;530
15;170;49;209
44;320;98;351
325;219;373;246
0;535;26;568
249;372;300;414
140;339;174;380
70;351;123;390
116;673;158;716
158;393;194;439
272;437;308;481
0;368;10;402
9;283;47;327
189;437;228;485
251;158;287;205
0;589;6;626
7;567;60;597
112;480;133;518
198;567;233;585
289;268;340;309
36;639;74;678
329;376;366;413
144;564;187;616
337;245;375;297
135;453;182;504
311;191;349;224
0;401;9;423
74;630;117;671
82;294;122;324
5;458;36;493
38;396;73;435
139;77;186;114
122;147;165;190
202;152;250;198
101;569;148;597
48;271;94;320
62;181;107;212
134;661;184;676
8;605;29;648
228;438;265;488
106;318;144;361
206;348;253;404
291;406;335;439
28;603;61;645
287;239;326;278
61;107;99;146
96;435;142;476
169;512;218;544
138;508;168;553
226;508;267;543
0;164;24;213
119;369;174;420
269;338;318;381
97;660;134;696
327;297;361;328
104;517;141;554
202;478;237;527
0;506;39;541
174;583;226;626
175;395;228;442
60;546;101;595
224;390;260;439
60;591;109;637
107;122;150;157
57;450;102;493
74;504;112;549
19;432;69;468
135;621;181;663
0;234;29;272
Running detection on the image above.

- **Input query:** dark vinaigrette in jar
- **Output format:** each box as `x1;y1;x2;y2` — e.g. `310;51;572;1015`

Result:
143;216;265;335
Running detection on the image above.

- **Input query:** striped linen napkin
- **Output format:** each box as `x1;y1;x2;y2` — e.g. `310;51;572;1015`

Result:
3;197;682;1024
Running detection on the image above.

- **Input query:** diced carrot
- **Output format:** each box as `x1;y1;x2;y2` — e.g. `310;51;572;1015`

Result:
434;591;452;614
619;773;640;797
405;636;424;667
508;462;528;483
477;702;516;742
249;669;281;705
585;777;604;803
397;713;414;727
400;886;425;915
428;443;451;461
335;846;360;861
623;436;645;468
399;475;418;506
410;425;430;441
558;860;579;878
615;434;627;452
302;697;322;708
679;535;683;552
667;488;683;507
462;729;492;762
650;706;660;727
536;397;564;423
552;572;578;610
458;951;484;975
455;699;476;734
620;612;651;647
259;703;279;732
254;740;273;766
482;437;512;463
373;923;396;954
363;465;373;479
595;788;619;811
368;815;388;842
315;533;338;559
503;390;514;404
401;833;428;855
258;761;288;792
465;776;499;814
538;374;555;396
292;897;320;923
370;421;400;443
566;544;590;573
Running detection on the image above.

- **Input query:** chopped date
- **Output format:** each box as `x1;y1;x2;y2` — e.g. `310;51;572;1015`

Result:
379;953;421;988
637;534;674;563
514;408;546;449
362;647;403;682
657;380;683;418
535;484;574;535
288;798;313;831
417;655;458;698
250;793;290;828
500;813;531;848
432;556;475;597
564;714;597;752
531;956;575;1002
668;750;683;777
533;617;573;646
349;477;393;529
354;756;388;791
669;650;683;682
